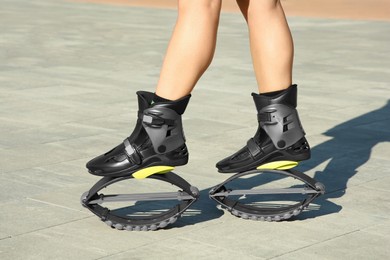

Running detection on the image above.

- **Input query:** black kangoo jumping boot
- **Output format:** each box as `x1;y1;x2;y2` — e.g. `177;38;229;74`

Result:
216;84;310;173
86;91;191;177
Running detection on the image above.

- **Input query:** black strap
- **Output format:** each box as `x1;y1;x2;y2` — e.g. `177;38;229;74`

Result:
143;114;175;127
123;139;142;164
246;138;261;157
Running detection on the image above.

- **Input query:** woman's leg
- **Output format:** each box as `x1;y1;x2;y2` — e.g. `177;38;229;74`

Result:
87;0;222;176
155;0;222;100
236;0;294;93
216;0;310;173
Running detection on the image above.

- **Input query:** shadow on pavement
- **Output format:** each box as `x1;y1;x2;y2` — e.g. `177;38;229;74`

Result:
298;99;390;219
176;100;390;226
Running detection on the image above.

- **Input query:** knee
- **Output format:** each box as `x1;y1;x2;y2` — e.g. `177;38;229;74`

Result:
257;0;280;8
247;0;280;13
244;0;281;23
178;0;222;15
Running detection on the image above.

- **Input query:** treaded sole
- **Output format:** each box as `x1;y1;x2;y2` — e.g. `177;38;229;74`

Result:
81;171;199;231
104;215;180;231
222;204;306;222
209;169;324;222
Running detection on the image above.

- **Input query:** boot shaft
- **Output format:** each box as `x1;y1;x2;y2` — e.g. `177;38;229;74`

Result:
132;91;191;154
252;84;298;111
252;85;306;150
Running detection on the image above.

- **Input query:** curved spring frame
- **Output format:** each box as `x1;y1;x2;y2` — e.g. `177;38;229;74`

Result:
81;172;200;231
209;169;325;221
82;168;324;230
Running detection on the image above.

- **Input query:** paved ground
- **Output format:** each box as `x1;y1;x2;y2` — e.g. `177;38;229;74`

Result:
75;0;390;21
1;0;390;259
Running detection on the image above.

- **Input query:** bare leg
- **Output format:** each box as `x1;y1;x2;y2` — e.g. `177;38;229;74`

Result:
236;0;294;93
217;1;309;173
87;1;223;176
155;0;222;100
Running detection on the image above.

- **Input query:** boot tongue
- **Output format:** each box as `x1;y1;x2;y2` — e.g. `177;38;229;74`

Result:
151;94;191;115
251;84;298;112
136;91;155;111
252;93;272;112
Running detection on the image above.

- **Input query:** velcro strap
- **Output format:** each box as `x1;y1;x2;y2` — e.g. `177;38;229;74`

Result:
258;113;271;123
247;138;261;157
143;114;174;127
123;139;142;164
123;139;135;156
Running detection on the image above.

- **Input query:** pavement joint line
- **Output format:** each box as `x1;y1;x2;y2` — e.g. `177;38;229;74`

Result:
26;197;87;214
3;216;93;239
267;229;362;259
0;158;90;175
0;236;12;241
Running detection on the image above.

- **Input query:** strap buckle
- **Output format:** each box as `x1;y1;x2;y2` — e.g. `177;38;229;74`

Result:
143;113;174;128
258;108;278;125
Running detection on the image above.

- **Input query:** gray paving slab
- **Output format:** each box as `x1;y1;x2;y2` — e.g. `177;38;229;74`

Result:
273;221;390;260
1;0;390;259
